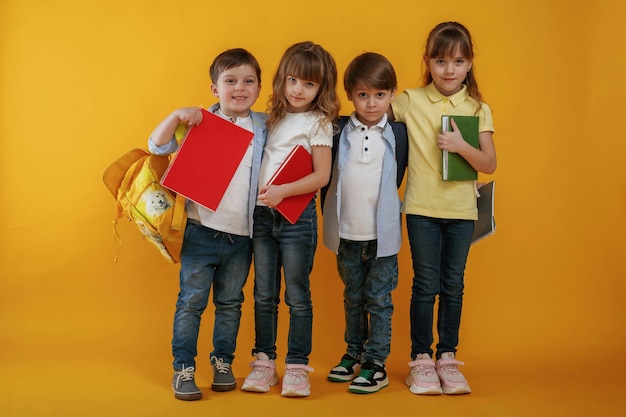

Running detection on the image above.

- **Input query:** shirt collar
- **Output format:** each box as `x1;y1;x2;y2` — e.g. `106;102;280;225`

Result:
348;112;388;130
213;106;251;124
425;82;469;107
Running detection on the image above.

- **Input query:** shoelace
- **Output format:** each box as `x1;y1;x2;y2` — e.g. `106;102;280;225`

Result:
177;366;196;382
213;358;231;374
408;359;435;375
284;365;314;380
358;369;375;379
414;364;436;377
337;358;357;369
250;362;271;375
438;359;464;376
439;364;461;376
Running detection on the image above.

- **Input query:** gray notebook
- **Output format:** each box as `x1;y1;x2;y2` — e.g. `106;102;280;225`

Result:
471;181;496;244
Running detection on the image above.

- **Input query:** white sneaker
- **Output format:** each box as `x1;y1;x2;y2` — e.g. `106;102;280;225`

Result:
281;364;314;397
241;352;279;392
436;352;471;394
405;353;443;395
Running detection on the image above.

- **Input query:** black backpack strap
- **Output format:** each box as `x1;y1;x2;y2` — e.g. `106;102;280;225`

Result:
390;121;408;188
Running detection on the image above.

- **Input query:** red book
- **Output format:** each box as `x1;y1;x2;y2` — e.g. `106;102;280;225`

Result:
267;144;315;224
161;109;254;211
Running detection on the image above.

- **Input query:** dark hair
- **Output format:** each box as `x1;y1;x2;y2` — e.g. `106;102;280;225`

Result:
422;22;482;111
267;41;340;131
209;48;261;85
344;52;397;92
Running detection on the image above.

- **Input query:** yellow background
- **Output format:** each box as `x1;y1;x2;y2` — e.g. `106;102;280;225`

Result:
1;1;625;416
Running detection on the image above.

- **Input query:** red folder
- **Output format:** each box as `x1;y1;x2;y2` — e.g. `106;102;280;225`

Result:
267;144;315;224
161;109;254;211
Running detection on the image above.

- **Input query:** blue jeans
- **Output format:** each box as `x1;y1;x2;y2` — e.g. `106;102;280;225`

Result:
406;214;473;360
252;201;317;365
336;239;398;365
172;221;252;370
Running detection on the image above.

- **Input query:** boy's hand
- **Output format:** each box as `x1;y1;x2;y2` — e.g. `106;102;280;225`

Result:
175;107;203;126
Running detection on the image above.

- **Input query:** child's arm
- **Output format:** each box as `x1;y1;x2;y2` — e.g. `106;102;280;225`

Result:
258;145;332;208
150;107;203;146
438;118;497;174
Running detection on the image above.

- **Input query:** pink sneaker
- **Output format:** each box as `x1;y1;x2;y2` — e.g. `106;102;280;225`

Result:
405;353;442;395
435;352;471;394
281;364;314;397
241;352;279;393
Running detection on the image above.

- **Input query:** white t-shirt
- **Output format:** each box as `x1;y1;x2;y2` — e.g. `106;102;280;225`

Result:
187;111;254;236
339;114;386;240
258;111;332;202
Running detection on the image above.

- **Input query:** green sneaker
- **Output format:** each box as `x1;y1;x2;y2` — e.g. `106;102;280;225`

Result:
211;356;236;392
328;354;361;382
348;361;389;394
172;365;202;401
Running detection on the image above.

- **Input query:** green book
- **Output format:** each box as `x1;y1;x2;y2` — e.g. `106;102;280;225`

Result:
441;115;479;181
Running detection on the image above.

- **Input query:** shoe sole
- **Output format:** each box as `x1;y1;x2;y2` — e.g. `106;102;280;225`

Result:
442;385;471;395
241;383;270;392
281;388;311;397
241;376;278;393
211;382;236;392
327;374;354;382
174;392;203;401
348;378;389;394
405;376;442;395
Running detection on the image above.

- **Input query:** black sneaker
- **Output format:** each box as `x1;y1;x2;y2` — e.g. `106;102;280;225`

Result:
328;354;361;382
211;356;236;392
172;365;203;400
348;361;389;394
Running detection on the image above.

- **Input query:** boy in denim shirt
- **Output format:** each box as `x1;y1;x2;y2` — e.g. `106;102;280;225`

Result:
149;48;266;400
322;52;407;394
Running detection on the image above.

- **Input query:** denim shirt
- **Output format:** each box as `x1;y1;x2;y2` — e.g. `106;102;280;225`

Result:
322;116;407;257
148;103;267;237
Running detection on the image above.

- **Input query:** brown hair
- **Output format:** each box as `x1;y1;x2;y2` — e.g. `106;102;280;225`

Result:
266;41;340;131
344;52;397;92
422;22;483;112
209;48;261;85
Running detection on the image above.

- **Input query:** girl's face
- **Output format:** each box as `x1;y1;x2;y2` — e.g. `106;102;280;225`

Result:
426;50;472;97
211;64;261;119
284;76;320;113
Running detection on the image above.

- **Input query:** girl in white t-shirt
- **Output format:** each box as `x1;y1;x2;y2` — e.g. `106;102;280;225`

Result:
241;41;340;397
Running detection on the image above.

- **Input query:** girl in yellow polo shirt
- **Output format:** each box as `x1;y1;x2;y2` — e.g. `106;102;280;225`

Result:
391;21;497;396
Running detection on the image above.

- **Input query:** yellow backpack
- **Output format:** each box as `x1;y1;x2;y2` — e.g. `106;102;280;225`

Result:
103;148;186;263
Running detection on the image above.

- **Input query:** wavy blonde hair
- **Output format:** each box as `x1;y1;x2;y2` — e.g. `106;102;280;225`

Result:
266;41;340;132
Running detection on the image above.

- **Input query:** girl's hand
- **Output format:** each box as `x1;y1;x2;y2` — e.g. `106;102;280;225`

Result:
438;118;497;174
174;107;203;126
258;184;285;208
437;118;467;153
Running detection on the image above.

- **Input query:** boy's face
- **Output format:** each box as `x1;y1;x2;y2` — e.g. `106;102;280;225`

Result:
347;83;396;128
211;64;261;119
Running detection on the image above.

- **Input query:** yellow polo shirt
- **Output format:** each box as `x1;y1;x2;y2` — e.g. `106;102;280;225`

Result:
391;83;494;220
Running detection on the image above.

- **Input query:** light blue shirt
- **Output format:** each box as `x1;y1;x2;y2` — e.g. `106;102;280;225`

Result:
323;116;402;257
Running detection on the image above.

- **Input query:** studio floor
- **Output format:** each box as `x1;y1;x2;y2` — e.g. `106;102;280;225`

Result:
3;347;625;417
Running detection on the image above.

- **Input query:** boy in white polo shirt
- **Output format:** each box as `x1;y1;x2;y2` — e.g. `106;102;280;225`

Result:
321;52;407;394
